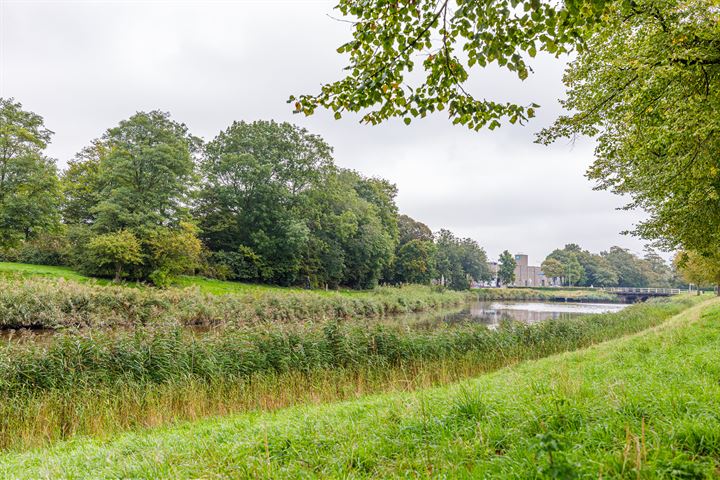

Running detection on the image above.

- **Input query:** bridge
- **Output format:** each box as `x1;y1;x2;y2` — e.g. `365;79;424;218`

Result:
598;287;684;303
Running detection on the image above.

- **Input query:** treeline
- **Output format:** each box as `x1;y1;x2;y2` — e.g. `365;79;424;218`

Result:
0;98;490;290
541;243;680;288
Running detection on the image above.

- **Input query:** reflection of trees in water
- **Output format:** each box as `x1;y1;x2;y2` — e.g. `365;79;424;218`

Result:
410;301;600;330
468;305;572;325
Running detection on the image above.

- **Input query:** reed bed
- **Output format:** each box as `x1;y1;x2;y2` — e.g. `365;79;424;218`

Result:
0;295;699;452
0;277;470;330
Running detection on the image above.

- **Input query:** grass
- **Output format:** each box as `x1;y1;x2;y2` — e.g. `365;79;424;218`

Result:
0;295;702;453
0;262;94;283
0;261;388;297
1;295;717;478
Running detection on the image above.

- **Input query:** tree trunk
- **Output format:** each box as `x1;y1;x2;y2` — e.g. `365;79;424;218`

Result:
114;263;122;283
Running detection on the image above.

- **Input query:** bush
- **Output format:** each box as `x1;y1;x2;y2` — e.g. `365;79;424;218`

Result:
0;235;70;266
208;246;266;282
144;222;203;286
86;230;143;281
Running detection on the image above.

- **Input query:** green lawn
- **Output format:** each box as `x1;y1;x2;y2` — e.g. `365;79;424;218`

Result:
0;261;372;296
0;262;94;283
1;298;717;477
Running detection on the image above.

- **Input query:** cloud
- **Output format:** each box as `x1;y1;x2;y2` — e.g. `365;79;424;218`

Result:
0;0;652;262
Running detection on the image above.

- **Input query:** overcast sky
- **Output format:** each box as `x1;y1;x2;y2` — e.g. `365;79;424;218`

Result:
0;0;654;264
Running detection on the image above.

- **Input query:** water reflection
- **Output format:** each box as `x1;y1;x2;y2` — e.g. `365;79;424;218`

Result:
0;301;631;344
411;301;629;329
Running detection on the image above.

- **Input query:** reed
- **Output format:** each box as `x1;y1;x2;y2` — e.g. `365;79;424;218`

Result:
0;277;470;330
4;297;714;479
0;295;700;452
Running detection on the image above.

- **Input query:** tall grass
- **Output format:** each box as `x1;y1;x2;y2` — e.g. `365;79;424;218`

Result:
0;295;700;451
3;297;714;479
0;277;470;330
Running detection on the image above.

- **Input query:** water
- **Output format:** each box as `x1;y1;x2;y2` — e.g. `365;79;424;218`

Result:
408;300;629;329
0;300;631;344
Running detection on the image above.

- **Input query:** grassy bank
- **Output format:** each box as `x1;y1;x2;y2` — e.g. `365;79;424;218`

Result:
0;260;422;297
475;287;621;302
1;296;716;477
0;277;470;330
0;296;701;452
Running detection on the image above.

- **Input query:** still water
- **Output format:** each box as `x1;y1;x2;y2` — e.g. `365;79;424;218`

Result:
0;301;631;343
409;301;629;329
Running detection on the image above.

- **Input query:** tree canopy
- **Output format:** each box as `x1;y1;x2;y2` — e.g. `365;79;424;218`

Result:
0;98;61;247
497;250;516;285
542;243;677;288
540;0;720;257
290;0;636;129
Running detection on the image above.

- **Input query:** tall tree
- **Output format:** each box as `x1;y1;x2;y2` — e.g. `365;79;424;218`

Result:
497;250;516;286
397;214;433;245
546;246;587;286
434;229;489;290
93;111;198;233
0;98;61;247
197;121;333;285
394;239;437;284
602;247;649;287
539;1;720;255
541;258;564;284
674;250;720;294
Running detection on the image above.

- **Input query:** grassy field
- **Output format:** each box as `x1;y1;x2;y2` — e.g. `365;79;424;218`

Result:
0;296;704;455
0;262;95;283
0;296;716;477
0;261;387;297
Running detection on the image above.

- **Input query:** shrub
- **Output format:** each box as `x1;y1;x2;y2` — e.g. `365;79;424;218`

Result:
86;230;143;281
144;222;203;286
16;234;70;266
208;246;265;282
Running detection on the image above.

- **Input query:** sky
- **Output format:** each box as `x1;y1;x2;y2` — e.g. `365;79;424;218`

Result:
0;0;654;264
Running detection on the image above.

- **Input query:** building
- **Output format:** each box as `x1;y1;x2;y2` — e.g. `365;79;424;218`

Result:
513;254;557;287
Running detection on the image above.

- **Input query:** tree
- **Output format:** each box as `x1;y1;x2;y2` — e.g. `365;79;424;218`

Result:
196;120;333;285
397;214;433;245
93;110;198;233
674;250;720;294
497;250;516;286
602;247;649;287
458;238;491;284
546;246;587;286
394;239;436;284
61;141;105;225
433;229;489;290
87;230;143;282
0;98;61;247
539;1;720;256
292;0;627;129
642;249;673;288
68;111;200;284
541;258;564;284
144;222;203;286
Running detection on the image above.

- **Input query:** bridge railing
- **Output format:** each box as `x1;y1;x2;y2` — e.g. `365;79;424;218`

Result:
598;287;683;295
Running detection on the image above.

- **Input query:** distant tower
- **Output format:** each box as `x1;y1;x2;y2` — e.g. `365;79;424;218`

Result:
514;254;528;267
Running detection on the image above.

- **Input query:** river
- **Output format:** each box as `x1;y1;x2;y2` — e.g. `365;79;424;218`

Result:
0;300;631;343
408;300;630;329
